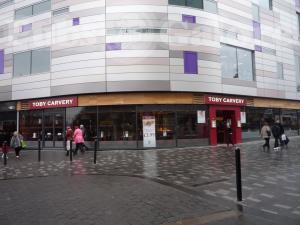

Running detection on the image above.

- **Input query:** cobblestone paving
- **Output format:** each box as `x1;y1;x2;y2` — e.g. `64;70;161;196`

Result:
0;175;228;225
1;137;300;224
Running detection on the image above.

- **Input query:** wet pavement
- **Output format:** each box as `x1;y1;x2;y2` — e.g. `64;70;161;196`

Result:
0;137;300;225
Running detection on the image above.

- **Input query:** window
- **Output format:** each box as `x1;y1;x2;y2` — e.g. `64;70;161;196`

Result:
0;0;13;9
52;7;69;16
33;0;51;15
297;13;300;36
184;51;198;74
221;44;254;81
182;14;196;23
204;0;217;13
0;49;4;74
296;55;300;91
15;0;51;20
31;48;50;74
259;0;272;10
277;62;283;79
253;21;261;39
169;0;204;9
106;28;167;35
13;51;31;76
13;48;50;76
296;0;300;8
15;6;32;20
252;4;260;22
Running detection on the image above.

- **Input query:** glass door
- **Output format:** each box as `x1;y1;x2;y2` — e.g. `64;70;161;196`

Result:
43;109;65;148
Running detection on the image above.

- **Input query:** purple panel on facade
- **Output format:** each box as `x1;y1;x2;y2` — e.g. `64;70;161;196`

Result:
296;0;300;8
255;45;262;52
21;23;32;32
184;51;198;74
182;14;196;23
253;21;261;40
106;43;121;51
0;50;4;74
73;18;80;26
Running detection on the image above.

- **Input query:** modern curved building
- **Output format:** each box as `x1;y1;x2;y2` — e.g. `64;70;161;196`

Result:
1;0;300;149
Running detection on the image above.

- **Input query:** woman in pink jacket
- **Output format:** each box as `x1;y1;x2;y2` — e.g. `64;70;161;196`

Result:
73;126;84;155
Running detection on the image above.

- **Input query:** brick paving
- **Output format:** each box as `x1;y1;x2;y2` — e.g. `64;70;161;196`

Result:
0;137;300;224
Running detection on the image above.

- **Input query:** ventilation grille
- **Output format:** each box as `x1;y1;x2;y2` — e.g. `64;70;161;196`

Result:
20;101;29;110
246;98;254;106
193;94;204;104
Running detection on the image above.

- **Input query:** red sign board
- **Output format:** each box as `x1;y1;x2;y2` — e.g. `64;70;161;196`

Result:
29;96;78;109
205;95;246;106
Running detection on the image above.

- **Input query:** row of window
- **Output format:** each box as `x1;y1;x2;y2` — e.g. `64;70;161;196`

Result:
10;45;253;79
169;0;217;13
0;44;289;82
15;0;51;20
14;0;218;21
13;48;50;77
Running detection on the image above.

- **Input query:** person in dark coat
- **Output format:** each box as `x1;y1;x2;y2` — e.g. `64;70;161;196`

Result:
225;122;234;147
271;120;282;151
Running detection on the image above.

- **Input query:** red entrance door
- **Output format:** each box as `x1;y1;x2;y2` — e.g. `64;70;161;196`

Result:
209;105;241;145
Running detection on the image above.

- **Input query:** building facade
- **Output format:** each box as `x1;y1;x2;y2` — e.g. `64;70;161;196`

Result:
1;0;300;149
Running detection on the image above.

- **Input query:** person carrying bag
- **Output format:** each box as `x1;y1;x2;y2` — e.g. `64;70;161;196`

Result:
10;131;23;159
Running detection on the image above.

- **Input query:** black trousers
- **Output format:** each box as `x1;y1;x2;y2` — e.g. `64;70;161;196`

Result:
226;134;234;146
263;138;270;150
14;147;22;156
75;143;83;154
274;137;280;148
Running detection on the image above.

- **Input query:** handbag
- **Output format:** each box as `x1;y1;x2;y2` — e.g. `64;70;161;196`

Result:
66;140;70;151
21;140;27;149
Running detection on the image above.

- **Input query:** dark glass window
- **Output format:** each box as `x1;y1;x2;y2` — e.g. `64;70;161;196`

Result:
281;109;298;136
242;107;280;141
99;106;137;149
20;110;43;141
0;111;17;146
221;44;254;81
169;0;204;9
66;107;97;142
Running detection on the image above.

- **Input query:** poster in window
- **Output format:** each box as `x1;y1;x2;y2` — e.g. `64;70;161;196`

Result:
241;112;246;124
143;116;156;148
197;111;206;123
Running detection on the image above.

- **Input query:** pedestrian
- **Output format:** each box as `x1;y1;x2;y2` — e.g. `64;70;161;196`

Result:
271;120;282;151
65;126;73;156
261;122;271;151
225;122;234;148
80;124;88;152
73;126;84;155
10;131;23;159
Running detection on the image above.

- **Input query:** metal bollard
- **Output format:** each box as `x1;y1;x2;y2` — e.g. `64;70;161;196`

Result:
94;139;97;164
3;152;7;165
2;141;8;166
235;147;242;202
70;141;73;162
38;139;41;162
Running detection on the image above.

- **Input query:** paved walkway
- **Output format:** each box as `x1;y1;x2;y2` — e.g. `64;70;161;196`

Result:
1;138;300;225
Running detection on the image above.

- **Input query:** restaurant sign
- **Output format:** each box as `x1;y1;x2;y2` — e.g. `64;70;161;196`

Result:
205;95;246;106
29;96;78;109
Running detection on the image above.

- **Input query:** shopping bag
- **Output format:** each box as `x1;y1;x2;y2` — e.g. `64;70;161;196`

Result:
21;140;27;149
281;134;287;141
66;140;70;151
